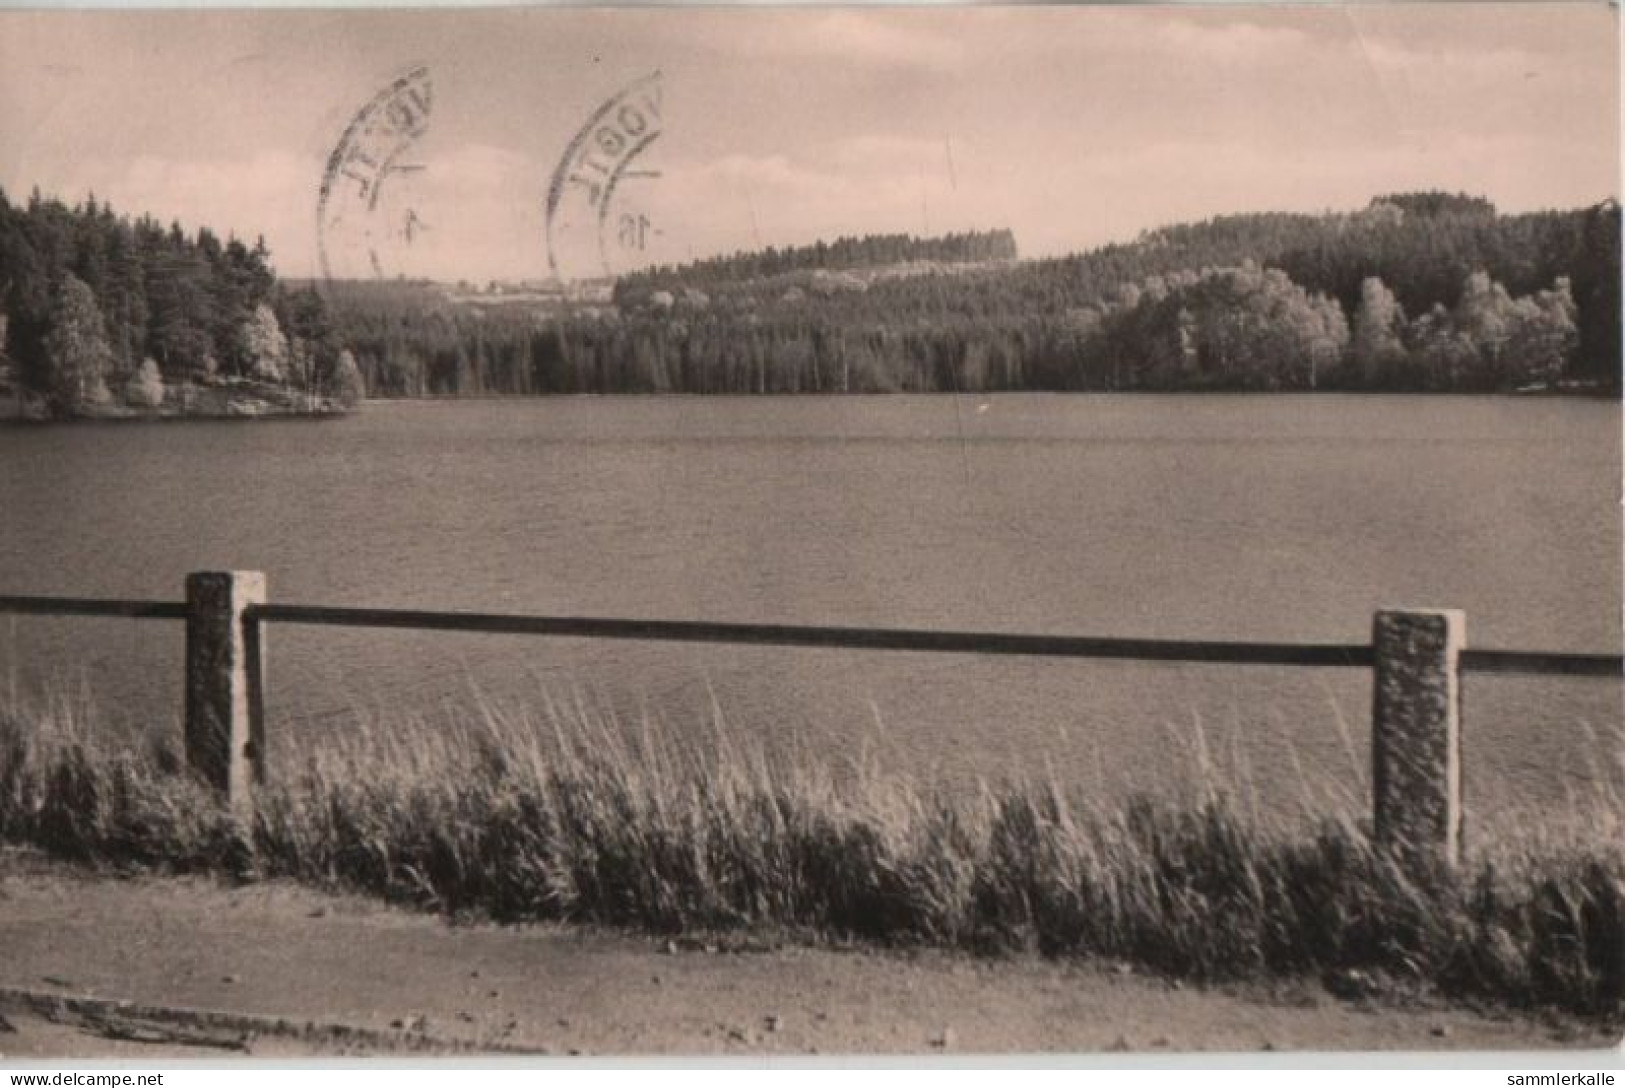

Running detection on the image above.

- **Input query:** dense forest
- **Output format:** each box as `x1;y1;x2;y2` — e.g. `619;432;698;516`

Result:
327;192;1620;397
617;229;1019;292
0;187;362;418
3;189;1618;408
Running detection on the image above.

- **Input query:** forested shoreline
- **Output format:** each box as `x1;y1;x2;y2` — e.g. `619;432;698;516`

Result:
334;193;1620;398
0;187;363;420
2;189;1619;415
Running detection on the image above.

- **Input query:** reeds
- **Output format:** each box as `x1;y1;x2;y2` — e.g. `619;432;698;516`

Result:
0;685;1619;1019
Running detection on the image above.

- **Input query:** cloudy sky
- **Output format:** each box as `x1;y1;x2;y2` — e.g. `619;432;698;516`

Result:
0;3;1617;281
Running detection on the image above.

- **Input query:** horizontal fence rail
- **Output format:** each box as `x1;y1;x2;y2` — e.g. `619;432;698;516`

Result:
1458;648;1624;677
0;595;189;621
6;597;1618;682
2;573;1621;870
251;603;1379;667
6;595;1619;677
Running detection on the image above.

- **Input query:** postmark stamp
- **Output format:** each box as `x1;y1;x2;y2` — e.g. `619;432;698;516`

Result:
317;64;434;282
545;71;666;281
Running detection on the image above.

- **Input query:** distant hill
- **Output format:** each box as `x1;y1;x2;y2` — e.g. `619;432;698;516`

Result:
619;229;1019;294
315;193;1619;397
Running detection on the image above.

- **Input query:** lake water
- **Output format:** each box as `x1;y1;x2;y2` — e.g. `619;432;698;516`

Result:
2;395;1619;812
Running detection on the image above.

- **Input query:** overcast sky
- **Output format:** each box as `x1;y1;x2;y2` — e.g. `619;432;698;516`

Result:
0;3;1617;281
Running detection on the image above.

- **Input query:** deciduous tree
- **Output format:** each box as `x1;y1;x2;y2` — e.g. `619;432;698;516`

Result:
238;302;289;382
41;273;114;411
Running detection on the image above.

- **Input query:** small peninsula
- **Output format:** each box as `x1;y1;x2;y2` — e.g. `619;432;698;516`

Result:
0;188;363;422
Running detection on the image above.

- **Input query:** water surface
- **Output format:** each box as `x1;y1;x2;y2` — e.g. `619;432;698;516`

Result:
2;395;1618;809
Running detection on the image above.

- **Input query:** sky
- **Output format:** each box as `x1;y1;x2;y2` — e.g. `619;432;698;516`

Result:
0;3;1618;282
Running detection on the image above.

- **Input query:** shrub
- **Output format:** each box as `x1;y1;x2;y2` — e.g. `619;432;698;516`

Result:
123;358;166;409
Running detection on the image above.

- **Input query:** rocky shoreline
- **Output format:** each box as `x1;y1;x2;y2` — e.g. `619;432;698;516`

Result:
2;379;354;422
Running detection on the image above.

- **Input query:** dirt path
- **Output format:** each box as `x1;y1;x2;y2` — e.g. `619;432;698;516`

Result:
0;852;1615;1059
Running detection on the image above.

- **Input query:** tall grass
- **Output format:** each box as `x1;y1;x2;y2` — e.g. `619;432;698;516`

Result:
0;685;1619;1020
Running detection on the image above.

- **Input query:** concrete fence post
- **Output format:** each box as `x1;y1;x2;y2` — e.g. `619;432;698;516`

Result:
1371;608;1465;866
185;571;266;814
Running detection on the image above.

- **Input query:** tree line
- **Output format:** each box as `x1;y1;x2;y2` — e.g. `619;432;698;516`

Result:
324;194;1618;396
617;229;1019;295
0;188;362;416
11;189;1607;406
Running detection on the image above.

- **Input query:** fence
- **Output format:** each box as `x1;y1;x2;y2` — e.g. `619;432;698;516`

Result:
3;571;1621;867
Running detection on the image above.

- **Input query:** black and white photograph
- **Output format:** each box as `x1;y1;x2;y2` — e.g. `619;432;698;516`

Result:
0;0;1620;1062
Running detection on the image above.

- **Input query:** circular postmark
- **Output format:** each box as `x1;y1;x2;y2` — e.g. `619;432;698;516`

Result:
545;71;669;281
317;64;434;282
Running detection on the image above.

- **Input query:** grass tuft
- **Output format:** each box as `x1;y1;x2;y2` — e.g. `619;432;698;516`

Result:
0;688;1619;1020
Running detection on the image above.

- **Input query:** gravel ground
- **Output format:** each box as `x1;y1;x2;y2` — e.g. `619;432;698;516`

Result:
0;851;1617;1060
